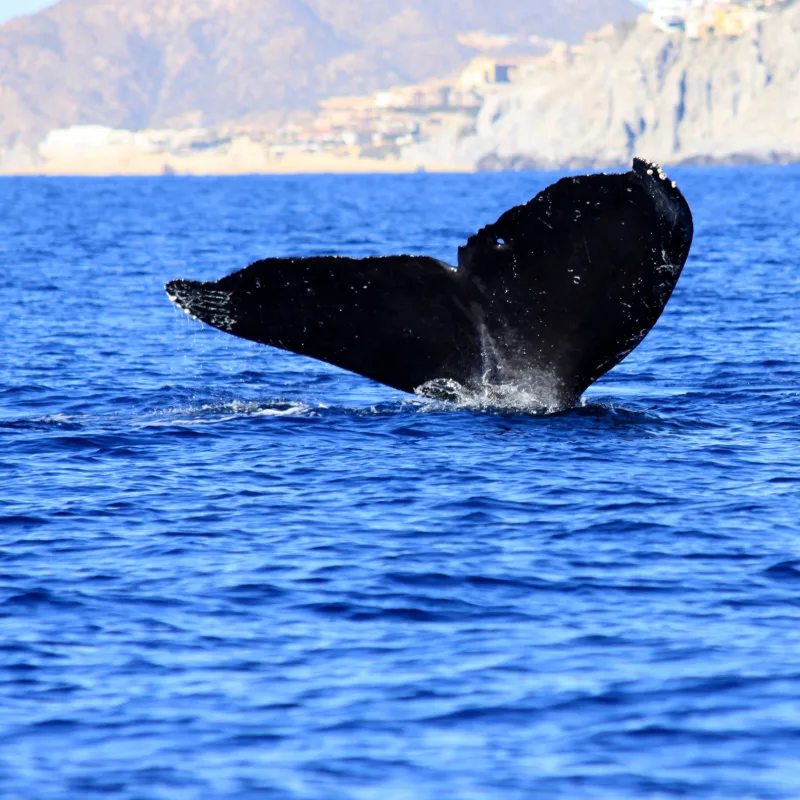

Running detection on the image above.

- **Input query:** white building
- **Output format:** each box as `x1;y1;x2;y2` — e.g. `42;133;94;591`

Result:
649;0;775;36
648;0;699;30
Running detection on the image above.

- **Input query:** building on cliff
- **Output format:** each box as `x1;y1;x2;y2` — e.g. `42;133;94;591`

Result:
649;0;696;31
649;0;788;35
458;58;514;90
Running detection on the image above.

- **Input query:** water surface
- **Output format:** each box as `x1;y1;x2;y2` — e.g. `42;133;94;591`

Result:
1;167;799;798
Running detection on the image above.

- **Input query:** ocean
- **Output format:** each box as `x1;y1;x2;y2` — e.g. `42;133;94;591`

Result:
1;167;799;799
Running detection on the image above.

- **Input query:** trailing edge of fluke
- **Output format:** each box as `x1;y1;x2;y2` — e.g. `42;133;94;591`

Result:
166;158;693;409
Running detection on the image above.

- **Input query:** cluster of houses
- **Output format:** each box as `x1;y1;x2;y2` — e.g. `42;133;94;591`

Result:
268;57;523;161
261;0;791;161
270;0;791;162
648;0;788;36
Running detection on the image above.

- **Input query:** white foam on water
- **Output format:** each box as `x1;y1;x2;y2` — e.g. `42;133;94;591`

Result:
1;412;89;430
414;375;572;415
30;413;83;426
138;400;317;427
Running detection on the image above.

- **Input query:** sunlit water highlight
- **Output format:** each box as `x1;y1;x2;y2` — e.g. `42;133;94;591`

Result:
1;168;799;798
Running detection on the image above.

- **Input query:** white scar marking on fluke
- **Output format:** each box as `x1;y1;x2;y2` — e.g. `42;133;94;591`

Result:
167;287;237;330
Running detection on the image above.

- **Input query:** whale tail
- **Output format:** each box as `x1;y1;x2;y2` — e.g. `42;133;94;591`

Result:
167;255;483;394
167;159;693;405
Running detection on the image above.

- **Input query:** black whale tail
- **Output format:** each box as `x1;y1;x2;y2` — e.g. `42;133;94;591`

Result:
166;159;693;406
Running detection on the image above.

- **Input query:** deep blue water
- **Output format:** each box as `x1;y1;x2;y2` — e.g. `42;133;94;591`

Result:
1;167;799;799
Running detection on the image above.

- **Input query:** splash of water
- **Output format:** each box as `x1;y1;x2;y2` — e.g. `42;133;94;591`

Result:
414;376;572;415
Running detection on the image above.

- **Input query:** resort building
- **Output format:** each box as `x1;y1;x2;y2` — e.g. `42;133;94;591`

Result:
649;0;785;36
458;58;513;90
649;0;698;31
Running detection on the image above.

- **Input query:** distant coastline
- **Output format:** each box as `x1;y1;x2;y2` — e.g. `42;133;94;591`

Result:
0;148;475;177
0;0;639;167
3;147;799;178
2;0;798;177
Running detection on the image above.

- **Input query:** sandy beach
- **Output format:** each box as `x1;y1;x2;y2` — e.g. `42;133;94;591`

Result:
2;146;475;177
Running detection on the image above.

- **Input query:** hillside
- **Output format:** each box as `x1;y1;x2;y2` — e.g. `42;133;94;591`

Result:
404;2;800;168
0;0;638;148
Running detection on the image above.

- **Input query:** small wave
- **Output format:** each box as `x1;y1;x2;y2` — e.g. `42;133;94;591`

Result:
762;561;800;581
0;401;320;437
137;399;319;427
0;413;87;431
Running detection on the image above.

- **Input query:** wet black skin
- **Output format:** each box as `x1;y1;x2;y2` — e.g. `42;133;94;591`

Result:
166;159;693;407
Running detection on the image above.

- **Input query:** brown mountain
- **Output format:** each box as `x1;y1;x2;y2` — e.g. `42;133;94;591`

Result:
0;0;639;147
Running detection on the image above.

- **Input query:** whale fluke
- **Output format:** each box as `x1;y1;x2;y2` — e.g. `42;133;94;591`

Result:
166;159;693;408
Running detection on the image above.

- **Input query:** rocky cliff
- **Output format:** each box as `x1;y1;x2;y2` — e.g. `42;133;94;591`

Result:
404;2;800;168
0;0;638;148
